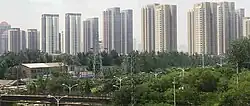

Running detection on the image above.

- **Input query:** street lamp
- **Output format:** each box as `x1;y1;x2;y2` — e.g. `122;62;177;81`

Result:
48;95;68;106
62;84;79;95
114;76;127;89
177;68;185;78
112;85;120;90
150;72;162;78
177;68;185;90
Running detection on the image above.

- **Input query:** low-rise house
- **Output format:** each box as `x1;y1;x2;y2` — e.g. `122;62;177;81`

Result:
21;63;67;79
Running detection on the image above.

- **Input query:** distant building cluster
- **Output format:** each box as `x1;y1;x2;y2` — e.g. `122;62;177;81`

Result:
188;2;248;55
0;7;134;55
0;1;248;55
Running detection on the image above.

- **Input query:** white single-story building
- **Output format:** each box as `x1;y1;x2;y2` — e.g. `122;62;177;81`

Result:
21;63;67;78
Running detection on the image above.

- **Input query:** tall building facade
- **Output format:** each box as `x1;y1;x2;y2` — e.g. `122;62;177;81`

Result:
236;8;245;39
27;29;39;50
41;14;60;54
121;9;133;54
60;31;64;53
141;4;159;52
8;28;21;53
59;32;62;53
187;9;194;55
20;30;26;50
83;18;99;53
188;2;243;55
188;2;217;55
155;4;177;52
65;13;81;55
103;7;122;53
0;22;11;54
243;17;250;38
217;2;236;55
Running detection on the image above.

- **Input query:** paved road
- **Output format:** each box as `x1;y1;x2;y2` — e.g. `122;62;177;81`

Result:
0;94;111;105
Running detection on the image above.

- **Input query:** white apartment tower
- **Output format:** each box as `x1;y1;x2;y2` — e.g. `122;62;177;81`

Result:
65;13;81;55
236;8;245;39
27;29;39;50
8;28;21;53
121;9;133;54
103;7;122;53
188;2;243;55
20;30;26;50
188;2;218;55
59;31;64;53
155;4;177;52
41;14;60;54
243;17;250;38
83;18;99;53
217;2;236;55
0;22;11;54
141;4;159;52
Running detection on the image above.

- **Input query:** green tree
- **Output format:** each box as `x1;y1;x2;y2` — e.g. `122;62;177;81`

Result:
227;38;250;68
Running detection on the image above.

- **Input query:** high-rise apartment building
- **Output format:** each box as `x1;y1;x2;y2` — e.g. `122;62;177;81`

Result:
27;29;39;50
0;22;11;54
65;13;81;55
243;17;250;38
8;28;21;53
41;14;60;54
121;9;133;54
188;2;244;55
236;8;245;39
20;30;26;50
59;32;62;53
83;17;99;53
141;4;159;52
217;2;236;55
60;31;64;53
103;7;122;53
155;4;177;52
188;2;217;55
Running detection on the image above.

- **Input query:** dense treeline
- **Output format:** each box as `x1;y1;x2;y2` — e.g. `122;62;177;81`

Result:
0;49;221;79
110;38;250;105
111;67;250;105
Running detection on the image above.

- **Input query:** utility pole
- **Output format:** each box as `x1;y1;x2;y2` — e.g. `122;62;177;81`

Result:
236;63;239;88
173;77;176;106
16;65;19;90
130;54;135;106
236;62;240;106
93;53;96;78
220;55;223;67
123;56;128;72
99;46;103;79
91;48;96;78
202;54;205;68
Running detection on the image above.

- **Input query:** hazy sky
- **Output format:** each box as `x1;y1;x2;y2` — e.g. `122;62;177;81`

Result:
0;0;248;52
